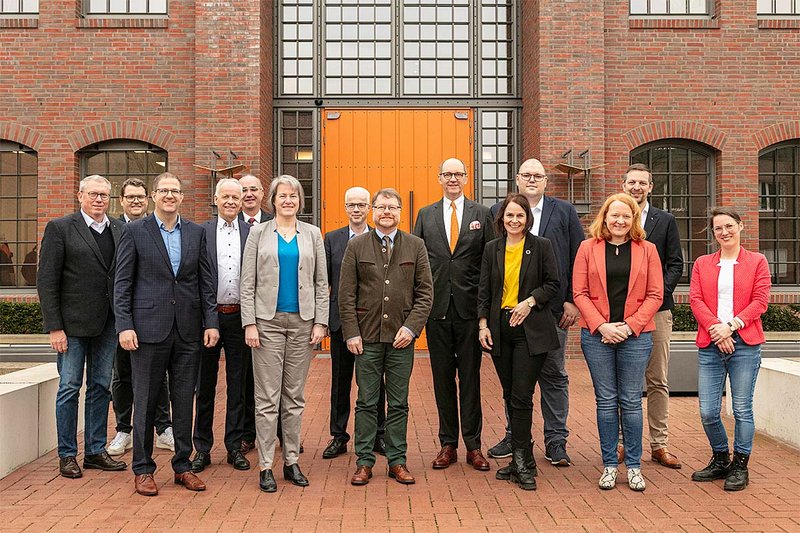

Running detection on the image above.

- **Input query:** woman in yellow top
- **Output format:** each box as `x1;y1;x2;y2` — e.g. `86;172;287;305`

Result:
477;193;560;490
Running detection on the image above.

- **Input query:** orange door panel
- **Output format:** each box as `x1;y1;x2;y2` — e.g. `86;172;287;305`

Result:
321;109;473;350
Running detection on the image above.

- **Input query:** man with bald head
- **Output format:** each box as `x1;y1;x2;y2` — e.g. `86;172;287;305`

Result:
414;158;495;471
489;158;584;467
321;187;387;459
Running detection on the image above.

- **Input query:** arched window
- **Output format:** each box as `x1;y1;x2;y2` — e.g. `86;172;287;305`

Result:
759;140;800;286
78;140;168;220
0;141;37;288
630;140;715;284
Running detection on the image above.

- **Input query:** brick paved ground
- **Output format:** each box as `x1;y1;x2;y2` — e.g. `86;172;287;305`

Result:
1;355;799;532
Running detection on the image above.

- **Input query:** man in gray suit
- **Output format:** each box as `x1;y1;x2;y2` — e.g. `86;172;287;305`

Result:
38;175;127;478
339;188;433;486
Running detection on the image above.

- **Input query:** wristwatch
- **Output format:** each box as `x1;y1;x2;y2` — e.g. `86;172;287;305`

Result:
527;297;535;308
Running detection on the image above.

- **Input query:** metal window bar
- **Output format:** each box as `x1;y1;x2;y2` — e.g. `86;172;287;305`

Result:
477;109;517;207
278;110;316;223
279;0;315;95
479;0;515;97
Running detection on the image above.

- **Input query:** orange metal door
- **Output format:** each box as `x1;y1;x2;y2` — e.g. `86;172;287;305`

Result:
321;109;474;350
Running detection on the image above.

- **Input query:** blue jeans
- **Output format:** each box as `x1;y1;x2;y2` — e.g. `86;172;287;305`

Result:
698;336;761;455
581;328;652;468
56;317;117;458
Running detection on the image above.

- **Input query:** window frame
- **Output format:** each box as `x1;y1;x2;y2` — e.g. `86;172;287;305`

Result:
629;0;713;17
83;0;168;16
757;0;800;16
0;0;38;15
0;141;38;291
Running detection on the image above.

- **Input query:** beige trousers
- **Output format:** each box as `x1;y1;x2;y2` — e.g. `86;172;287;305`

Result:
645;310;673;451
252;312;313;470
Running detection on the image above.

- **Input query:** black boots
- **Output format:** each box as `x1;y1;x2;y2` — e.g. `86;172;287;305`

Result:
510;449;537;491
692;450;731;482
496;445;537;481
724;452;750;491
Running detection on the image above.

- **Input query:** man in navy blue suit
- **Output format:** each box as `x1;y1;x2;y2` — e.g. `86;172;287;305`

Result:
191;178;252;473
115;172;219;496
489;158;585;467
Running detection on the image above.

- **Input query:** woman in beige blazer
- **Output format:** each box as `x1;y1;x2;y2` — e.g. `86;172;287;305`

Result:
240;175;328;493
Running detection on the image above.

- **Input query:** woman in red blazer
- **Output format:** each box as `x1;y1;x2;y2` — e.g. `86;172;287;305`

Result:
689;208;770;492
573;193;663;492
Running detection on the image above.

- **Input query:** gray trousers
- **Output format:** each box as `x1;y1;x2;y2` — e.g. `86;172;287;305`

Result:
504;326;569;447
252;312;313;470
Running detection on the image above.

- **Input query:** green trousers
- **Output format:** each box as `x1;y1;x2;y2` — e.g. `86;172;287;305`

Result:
354;341;415;467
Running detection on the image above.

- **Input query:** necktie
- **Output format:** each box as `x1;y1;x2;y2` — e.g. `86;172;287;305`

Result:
248;217;256;225
449;201;459;253
382;235;392;261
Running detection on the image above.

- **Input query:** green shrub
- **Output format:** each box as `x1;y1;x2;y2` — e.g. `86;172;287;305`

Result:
0;302;43;334
672;303;800;332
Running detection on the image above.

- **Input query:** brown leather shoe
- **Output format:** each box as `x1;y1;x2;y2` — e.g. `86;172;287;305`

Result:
59;457;82;479
241;440;255;455
466;449;491;471
617;443;625;464
350;465;373;486
174;471;207;491
431;445;457;469
651;448;682;469
134;473;158;496
388;464;415;484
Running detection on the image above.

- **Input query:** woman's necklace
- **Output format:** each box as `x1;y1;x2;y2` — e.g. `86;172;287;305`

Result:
608;240;627;256
278;225;295;239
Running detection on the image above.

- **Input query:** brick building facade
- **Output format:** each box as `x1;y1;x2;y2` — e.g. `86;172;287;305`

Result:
1;0;799;307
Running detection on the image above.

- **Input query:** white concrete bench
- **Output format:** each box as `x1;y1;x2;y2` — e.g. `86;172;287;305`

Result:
0;364;85;479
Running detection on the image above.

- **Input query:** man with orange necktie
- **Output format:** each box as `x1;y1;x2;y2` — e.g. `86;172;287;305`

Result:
413;158;495;471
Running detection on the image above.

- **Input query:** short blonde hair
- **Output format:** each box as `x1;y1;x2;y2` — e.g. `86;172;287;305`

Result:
267;174;305;212
588;193;645;241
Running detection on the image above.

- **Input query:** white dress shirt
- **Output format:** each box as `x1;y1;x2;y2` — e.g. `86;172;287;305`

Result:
529;196;544;236
443;195;465;243
80;210;110;234
640;201;650;231
244;210;263;224
716;258;737;324
216;217;241;305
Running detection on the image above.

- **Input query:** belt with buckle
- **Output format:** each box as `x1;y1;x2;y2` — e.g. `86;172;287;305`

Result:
217;304;241;314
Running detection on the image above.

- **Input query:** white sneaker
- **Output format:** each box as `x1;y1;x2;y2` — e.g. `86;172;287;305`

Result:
627;467;646;491
599;466;618;490
107;432;132;456
156;427;175;452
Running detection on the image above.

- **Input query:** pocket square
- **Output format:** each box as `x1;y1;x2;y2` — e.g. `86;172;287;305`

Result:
469;220;481;230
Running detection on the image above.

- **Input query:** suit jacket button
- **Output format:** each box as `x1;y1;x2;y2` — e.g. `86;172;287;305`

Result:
174;280;178;284
384;296;389;301
383;314;388;319
171;299;176;305
385;279;390;284
299;285;303;289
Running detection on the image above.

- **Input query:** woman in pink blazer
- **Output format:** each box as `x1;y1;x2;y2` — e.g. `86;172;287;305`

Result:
689;208;770;492
573;193;663;492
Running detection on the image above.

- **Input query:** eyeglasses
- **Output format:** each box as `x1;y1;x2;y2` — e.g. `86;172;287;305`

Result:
373;205;401;213
345;202;369;210
517;173;547;183
155;188;183;197
85;191;110;200
122;195;147;202
713;223;739;234
440;172;467;181
241;186;262;193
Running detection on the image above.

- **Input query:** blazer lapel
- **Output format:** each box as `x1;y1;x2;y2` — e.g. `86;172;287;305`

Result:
454;201;474;254
495;237;506;291
176;220;190;278
207;221;218;273
72;213;107;269
518;234;534;290
432;200;449;253
108;220;121;270
644;207;658;235
145;216;174;274
537;196;555;237
628;240;645;296
239;221;249;258
592;239;608;296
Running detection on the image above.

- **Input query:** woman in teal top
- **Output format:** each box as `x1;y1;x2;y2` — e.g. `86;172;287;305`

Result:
240;175;329;493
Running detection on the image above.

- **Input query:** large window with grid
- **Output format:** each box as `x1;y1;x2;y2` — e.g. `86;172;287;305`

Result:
479;110;516;207
278;1;516;98
324;0;392;95
630;0;710;15
759;141;800;285
757;0;800;15
630;141;714;283
78;140;167;220
0;142;37;288
1;0;38;14
85;0;167;14
278;111;315;222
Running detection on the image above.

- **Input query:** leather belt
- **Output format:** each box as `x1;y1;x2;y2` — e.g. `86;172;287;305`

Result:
217;304;241;314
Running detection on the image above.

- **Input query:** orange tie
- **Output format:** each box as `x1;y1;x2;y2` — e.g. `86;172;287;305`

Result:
449;201;459;253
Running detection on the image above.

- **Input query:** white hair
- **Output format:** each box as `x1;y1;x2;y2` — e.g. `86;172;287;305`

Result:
345;186;371;203
79;174;112;192
215;178;243;196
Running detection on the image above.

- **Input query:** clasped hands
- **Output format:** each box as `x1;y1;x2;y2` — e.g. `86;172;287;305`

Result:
708;322;735;354
597;322;632;344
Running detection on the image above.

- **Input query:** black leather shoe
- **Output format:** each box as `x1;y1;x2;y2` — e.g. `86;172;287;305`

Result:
373;435;386;456
283;463;309;487
83;451;127;471
322;438;347;459
227;450;251;470
259;469;277;492
190;451;211;473
59;456;82;478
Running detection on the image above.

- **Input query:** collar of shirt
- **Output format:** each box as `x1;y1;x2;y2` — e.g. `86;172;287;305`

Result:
349;225;369;240
217;216;239;231
716;259;739;267
640;201;650;227
154;213;181;232
80;209;110;231
531;195;544;213
443;195;465;211
243;211;261;224
123;214;132;223
374;228;398;245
